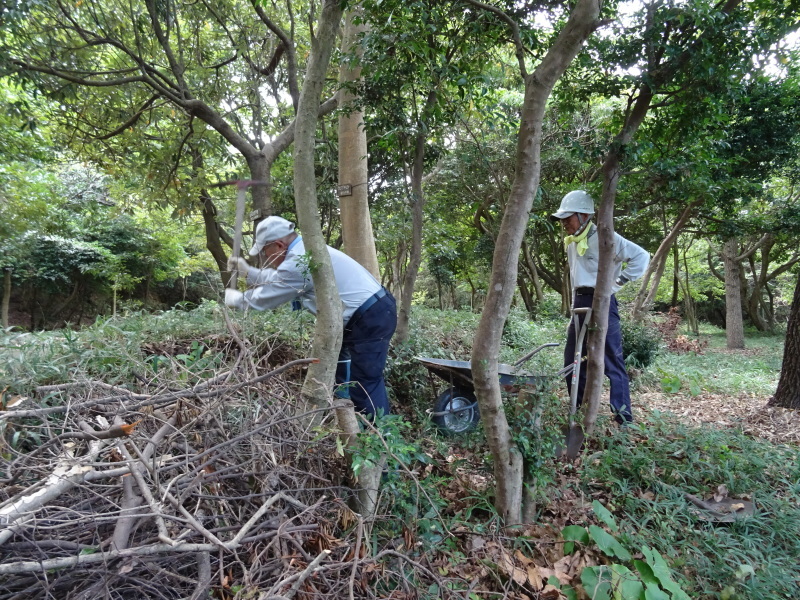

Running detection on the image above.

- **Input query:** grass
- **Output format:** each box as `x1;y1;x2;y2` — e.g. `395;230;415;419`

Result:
585;417;800;599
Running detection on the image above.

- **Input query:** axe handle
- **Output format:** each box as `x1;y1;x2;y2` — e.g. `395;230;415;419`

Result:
228;184;247;289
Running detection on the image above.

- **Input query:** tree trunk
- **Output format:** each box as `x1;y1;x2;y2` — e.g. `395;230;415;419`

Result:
338;8;379;276
582;83;653;435
468;0;600;525
682;249;699;335
293;0;345;410
769;274;800;409
631;200;698;321
395;91;437;344
292;0;382;517
722;238;745;349
2;268;11;329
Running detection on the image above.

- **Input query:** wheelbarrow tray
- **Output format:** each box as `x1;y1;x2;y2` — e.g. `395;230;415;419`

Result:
416;357;548;392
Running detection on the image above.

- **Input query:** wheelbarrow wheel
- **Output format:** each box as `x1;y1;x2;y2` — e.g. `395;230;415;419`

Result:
432;388;480;434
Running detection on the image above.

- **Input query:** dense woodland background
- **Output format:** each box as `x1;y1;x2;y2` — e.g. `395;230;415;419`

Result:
1;1;800;599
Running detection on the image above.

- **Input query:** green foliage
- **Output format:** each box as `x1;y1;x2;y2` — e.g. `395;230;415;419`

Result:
583;415;800;599
557;500;690;600
640;326;783;396
620;317;662;370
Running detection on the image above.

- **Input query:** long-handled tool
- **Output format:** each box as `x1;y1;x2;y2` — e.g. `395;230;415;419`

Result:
563;306;592;459
228;181;249;290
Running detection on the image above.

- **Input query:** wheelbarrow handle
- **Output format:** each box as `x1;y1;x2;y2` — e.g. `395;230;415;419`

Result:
513;342;560;368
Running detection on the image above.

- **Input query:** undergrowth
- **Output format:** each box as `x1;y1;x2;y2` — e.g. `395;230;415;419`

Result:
1;302;794;600
584;416;800;599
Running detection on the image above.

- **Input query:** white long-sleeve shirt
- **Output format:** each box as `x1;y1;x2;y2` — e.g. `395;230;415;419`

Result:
567;224;649;294
231;237;382;323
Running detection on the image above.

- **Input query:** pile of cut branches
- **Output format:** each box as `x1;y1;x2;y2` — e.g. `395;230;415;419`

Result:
0;354;379;599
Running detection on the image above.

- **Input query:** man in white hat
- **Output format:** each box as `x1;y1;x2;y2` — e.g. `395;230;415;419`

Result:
551;191;649;424
225;216;396;419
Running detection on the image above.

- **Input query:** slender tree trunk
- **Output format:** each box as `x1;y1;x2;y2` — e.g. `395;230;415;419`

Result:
523;241;545;302
395;92;437;344
293;0;345;408
671;245;680;307
682;250;698;335
722;238;745;349
631;201;698;321
583;85;653;435
769;274;800;409
468;0;600;525
2;268;11;329
292;0;380;517
338;8;380;276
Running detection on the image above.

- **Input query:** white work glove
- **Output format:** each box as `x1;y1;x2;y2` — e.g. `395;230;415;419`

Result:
224;288;245;310
615;274;630;287
227;256;250;275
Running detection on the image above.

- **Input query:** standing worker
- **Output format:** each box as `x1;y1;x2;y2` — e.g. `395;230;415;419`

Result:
551;191;649;424
225;216;397;419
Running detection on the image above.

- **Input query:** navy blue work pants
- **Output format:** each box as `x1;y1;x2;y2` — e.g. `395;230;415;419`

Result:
336;291;397;418
564;292;632;423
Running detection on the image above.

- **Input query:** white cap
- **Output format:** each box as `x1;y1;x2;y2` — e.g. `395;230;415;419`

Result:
551;190;595;220
249;216;296;256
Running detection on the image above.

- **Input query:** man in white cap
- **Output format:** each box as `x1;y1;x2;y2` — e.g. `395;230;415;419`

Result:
551;191;649;424
225;216;397;419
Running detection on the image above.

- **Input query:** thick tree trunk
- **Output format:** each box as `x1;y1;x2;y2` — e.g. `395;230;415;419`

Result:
468;0;600;525
722;238;745;349
200;194;231;282
338;8;380;277
244;153;273;222
769;274;800;409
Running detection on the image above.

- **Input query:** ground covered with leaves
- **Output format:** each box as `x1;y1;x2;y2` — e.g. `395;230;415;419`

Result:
0;303;797;600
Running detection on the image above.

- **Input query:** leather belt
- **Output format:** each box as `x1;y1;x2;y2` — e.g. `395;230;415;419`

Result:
350;287;387;322
575;287;595;295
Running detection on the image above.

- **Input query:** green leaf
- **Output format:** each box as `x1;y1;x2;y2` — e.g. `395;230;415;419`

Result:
641;547;690;600
634;560;659;586
581;566;612;600
735;564;755;580
562;585;578;600
592;500;619;532
643;583;671;600
562;525;589;554
609;564;643;600
589;526;631;561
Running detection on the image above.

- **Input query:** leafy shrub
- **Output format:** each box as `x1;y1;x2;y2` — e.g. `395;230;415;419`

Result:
621;317;662;370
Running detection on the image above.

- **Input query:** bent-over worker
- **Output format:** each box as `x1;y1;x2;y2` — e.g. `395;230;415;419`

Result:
225;216;397;419
551;190;649;424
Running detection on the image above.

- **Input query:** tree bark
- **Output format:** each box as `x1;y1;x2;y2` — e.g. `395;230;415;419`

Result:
3;268;12;329
338;8;380;277
631;200;699;322
293;0;346;411
769;274;800;409
583;0;746;433
467;0;601;525
722;238;745;349
582;85;653;435
395;91;437;344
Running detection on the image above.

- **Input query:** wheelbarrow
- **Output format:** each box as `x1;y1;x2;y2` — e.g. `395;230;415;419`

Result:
417;343;574;434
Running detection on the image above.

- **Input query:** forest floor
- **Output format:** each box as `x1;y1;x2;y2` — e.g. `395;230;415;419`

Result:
638;389;800;446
